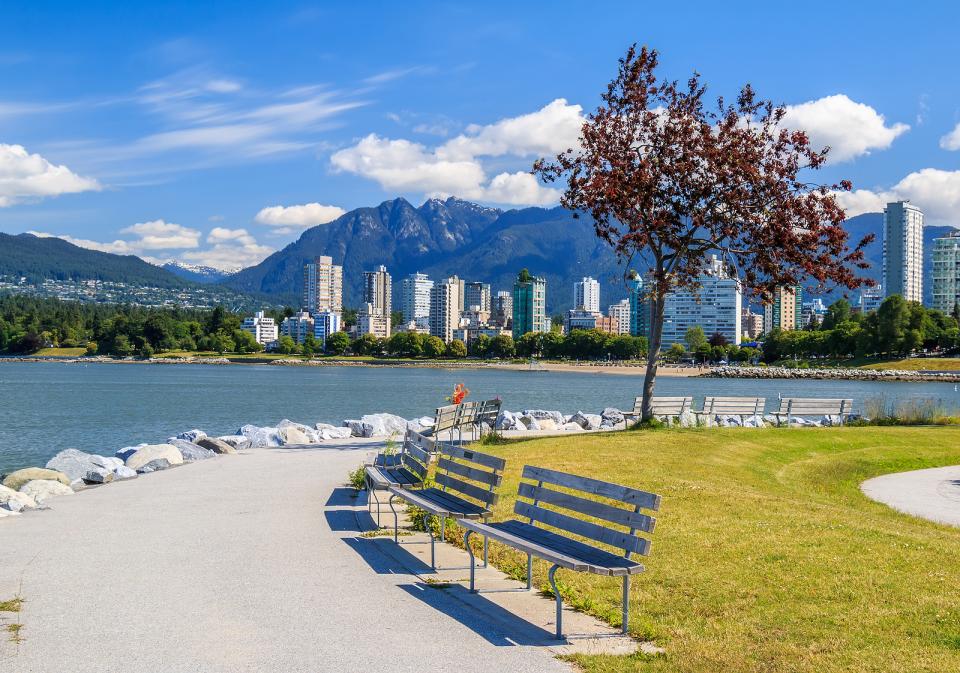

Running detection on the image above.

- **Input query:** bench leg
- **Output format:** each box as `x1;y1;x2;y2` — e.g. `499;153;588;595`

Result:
622;575;630;635
429;517;436;570
440;516;446;543
482;534;489;569
526;554;533;590
548;564;563;639
464;530;476;592
369;486;382;528
388;494;399;544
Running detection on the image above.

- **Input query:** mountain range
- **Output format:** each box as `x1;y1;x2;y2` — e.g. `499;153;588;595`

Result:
3;199;957;313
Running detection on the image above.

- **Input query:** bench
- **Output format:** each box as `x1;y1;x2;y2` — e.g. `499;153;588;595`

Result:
453;400;481;444
693;396;765;426
365;429;432;526
623;396;693;425
474;398;503;437
459;465;660;639
388;443;506;570
426;404;459;441
773;398;853;426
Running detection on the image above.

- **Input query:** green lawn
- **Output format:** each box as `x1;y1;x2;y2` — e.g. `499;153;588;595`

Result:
460;427;960;673
861;357;960;371
32;347;87;357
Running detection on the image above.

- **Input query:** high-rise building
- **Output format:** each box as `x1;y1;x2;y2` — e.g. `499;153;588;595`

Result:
763;285;803;333
931;231;960;314
357;302;390;339
280;311;315;344
303;256;343;314
740;309;763;341
633;257;741;345
429;277;462;343
883;201;924;303
362;265;392;335
564;309;617;334
858;284;884;314
401;272;433;330
627;274;647;338
241;311;278;345
313;311;342;347
574;277;601;313
512;270;547;336
464;281;492;312
491;291;513;328
608;299;631;335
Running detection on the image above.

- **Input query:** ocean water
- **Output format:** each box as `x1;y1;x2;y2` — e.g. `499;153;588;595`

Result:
1;361;958;475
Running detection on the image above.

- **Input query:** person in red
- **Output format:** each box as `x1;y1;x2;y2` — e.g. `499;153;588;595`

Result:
451;383;470;405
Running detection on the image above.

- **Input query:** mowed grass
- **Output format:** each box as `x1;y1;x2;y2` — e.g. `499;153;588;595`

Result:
32;347;86;357
861;357;960;371
468;426;960;673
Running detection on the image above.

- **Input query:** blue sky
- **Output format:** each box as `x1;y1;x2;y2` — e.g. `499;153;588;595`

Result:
1;1;958;269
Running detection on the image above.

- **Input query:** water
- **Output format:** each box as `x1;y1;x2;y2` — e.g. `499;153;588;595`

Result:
1;361;958;475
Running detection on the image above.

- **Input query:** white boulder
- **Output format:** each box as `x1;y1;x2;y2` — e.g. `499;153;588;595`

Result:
518;414;541;431
238;425;283;448
277;419;321;444
113;466;138;480
494;410;520;431
319;426;353;440
561;422;585;432
522;410;566;426
175;429;207;443
217;435;252;451
358;413;408;438
19;479;73;504
0;484;37;512
123;444;184;471
569;411;601;430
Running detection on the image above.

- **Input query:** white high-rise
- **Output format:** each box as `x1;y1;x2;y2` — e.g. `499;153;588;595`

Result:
362;265;392;335
303;256;343;314
608;299;631;335
932;231;960;313
655;256;742;345
464;281;491;312
401;272;434;330
574;277;601;312
429;277;461;343
241;311;278;345
882;201;924;303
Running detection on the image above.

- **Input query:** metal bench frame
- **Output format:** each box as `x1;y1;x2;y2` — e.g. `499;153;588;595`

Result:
693;396;766;426
388;443;506;571
623;396;693;425
474;398;503;438
773;397;853;426
460;465;660;639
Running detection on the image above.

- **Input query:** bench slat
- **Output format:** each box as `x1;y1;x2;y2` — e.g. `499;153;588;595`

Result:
442;444;507;471
517;482;655;533
391;486;488;518
522;465;661;511
514;500;650;556
437;456;502;487
436;472;498;506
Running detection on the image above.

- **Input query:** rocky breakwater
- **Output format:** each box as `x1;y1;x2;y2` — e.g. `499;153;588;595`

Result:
706;365;960;383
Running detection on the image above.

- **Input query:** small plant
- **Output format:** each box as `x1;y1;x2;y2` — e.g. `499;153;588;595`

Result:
479;430;508;445
383;432;399;456
632;417;665;430
347;464;366;491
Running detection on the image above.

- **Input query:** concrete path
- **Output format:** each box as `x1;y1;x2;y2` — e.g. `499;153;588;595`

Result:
862;465;960;527
0;440;570;673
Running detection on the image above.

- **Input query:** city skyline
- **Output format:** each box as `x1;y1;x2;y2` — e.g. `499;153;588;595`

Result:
0;3;958;273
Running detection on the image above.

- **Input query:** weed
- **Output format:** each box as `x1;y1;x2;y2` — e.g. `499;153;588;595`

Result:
347;464;366;491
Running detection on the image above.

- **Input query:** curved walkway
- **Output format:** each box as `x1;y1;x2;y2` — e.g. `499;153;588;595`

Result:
862;465;960;527
0;440;570;673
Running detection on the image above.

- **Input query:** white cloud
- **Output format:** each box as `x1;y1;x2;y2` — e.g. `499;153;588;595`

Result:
0;144;100;206
205;78;242;93
939;122;960;151
782;94;909;162
119;219;201;249
180;227;274;268
330;99;581;206
254;202;346;233
835;168;960;224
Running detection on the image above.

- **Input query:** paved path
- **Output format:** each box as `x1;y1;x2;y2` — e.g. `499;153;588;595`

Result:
0;441;570;673
862;465;960;527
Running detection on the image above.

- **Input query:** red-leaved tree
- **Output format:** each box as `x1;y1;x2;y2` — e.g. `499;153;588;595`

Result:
534;46;873;421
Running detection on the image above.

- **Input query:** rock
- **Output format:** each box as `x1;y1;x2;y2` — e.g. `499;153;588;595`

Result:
357;413;408;438
217;435;251;451
47;448;110;482
238;425;283;447
521;410;566;426
174;429;207;443
113;466;138;480
600;407;625;426
123;444;184;471
3;467;71;491
196;437;236;454
561;422;585;432
19;479;73;504
84;469;114;484
0;508;21;518
406;416;435;433
136;459;172;474
315;422;337;431
0;484;37;511
91;455;124;471
743;414;766;428
168;438;216;460
278;419;321;444
494;410;519;431
319;426;352;440
677;411;696;428
115;444;146;461
518;414;541;431
343;419;372;438
538;418;558;431
568;411;595;430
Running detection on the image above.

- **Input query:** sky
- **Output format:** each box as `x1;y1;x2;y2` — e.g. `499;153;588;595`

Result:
0;1;958;270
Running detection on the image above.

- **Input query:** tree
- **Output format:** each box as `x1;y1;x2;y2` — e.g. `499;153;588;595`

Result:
277;335;297;355
665;343;686;361
391;310;405;328
534;46;871;420
685;326;708;353
423;336;446;358
445;339;467;358
325;331;350;355
708;331;728;348
85;341;97;356
822;299;852;330
488;334;515;359
209;329;235;355
387;331;423;358
232;329;262;354
470;334;491;358
302;332;320;357
351;333;379;356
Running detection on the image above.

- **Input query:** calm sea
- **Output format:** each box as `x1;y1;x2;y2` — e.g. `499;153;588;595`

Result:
1;361;958;475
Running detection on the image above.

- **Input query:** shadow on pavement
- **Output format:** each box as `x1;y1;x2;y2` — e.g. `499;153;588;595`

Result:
325;487;363;507
397;582;560;647
341;535;435;576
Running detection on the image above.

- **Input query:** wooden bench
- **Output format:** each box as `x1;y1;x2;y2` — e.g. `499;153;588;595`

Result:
426;404;459;441
623;396;693;425
474;398;503;437
459;466;661;639
453;400;481;444
365;429;432;526
693;396;765;426
388;444;506;570
773;398;853;426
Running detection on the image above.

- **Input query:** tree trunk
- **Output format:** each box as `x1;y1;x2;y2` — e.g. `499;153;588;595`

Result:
641;289;667;422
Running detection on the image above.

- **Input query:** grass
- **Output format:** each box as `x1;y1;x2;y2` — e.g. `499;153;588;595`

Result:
1;595;23;645
457;426;960;673
860;357;960;371
32;347;86;357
